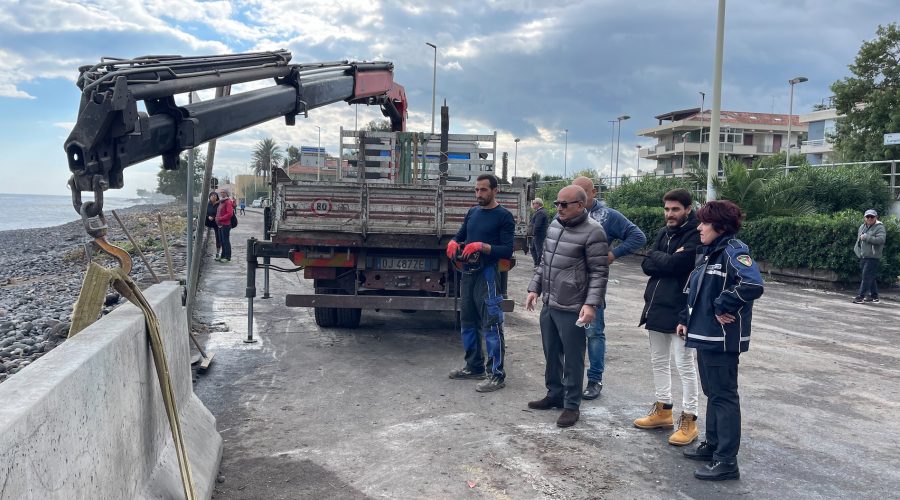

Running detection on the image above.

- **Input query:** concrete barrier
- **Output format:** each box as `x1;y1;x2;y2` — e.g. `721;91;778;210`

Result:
0;282;222;499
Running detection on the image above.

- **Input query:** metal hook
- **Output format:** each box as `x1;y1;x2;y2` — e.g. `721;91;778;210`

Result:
92;236;133;275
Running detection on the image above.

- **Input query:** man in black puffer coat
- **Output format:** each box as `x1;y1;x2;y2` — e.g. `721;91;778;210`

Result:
634;189;702;447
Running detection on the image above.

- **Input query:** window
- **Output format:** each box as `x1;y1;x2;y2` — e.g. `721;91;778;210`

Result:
702;128;744;144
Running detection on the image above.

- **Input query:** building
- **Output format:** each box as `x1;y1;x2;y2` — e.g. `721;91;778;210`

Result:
799;97;839;165
637;108;807;177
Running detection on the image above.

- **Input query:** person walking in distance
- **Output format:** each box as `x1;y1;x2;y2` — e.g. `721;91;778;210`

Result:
206;191;221;260
525;185;609;428
634;189;701;446
215;190;235;263
570;176;646;400
446;174;515;393
528;198;549;267
853;209;886;303
239;198;246;216
679;200;763;481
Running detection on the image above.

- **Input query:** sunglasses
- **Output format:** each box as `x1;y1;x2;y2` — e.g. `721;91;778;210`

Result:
553;200;582;209
865;215;875;218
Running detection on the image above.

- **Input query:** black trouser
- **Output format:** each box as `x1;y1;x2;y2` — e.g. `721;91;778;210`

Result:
219;225;232;260
697;349;741;461
210;225;222;252
459;264;506;379
531;238;544;266
539;306;586;410
858;258;879;299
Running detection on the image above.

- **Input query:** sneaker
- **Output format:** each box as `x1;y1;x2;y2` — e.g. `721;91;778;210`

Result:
475;376;505;392
853;296;865;304
582;380;602;400
556;408;580;428
448;367;486;380
694;460;740;481
683;441;716;461
220;259;230;263
864;297;880;303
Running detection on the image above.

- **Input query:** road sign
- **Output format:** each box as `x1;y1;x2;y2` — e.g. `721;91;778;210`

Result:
885;133;900;145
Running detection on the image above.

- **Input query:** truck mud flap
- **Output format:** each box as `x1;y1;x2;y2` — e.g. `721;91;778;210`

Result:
287;294;514;312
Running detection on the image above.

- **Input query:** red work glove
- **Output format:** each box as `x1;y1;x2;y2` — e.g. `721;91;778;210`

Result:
446;240;460;259
461;242;484;258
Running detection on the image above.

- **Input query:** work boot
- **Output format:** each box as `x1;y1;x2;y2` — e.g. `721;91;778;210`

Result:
694;459;740;481
633;402;674;429
669;412;699;446
475;376;505;392
556;409;580;428
527;396;564;410
683;441;716;461
582;380;603;400
448;367;486;380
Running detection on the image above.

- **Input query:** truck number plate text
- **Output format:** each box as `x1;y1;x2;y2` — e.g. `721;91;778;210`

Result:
378;258;428;270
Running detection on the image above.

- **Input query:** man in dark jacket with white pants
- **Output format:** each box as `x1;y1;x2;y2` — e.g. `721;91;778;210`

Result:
634;189;701;446
525;185;609;428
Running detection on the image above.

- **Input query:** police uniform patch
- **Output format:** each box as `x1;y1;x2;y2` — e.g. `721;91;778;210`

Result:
736;255;752;267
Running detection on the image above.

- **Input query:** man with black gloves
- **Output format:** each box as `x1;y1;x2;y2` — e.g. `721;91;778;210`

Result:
446;174;515;392
634;189;701;446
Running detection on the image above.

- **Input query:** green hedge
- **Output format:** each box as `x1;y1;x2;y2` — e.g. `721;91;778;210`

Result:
605;176;697;209
618;206;665;246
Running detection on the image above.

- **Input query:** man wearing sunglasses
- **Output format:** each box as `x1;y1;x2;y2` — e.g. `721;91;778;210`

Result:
526;185;609;427
571;176;646;400
853;209;886;303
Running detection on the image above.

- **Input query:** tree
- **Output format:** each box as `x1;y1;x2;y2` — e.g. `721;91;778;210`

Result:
365;120;393;132
250;138;283;178
831;23;900;161
156;150;206;201
286;145;301;166
755;151;810;170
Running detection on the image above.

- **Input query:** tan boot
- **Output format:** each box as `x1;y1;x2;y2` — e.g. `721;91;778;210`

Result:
633;402;674;429
668;412;699;446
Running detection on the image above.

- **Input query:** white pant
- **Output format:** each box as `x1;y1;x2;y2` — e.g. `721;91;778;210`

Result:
647;329;699;415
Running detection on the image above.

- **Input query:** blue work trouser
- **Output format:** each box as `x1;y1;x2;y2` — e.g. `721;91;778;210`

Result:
585;306;607;383
540;306;587;410
459;264;506;379
697;350;741;461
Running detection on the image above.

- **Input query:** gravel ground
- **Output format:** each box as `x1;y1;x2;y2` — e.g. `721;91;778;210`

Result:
0;203;190;383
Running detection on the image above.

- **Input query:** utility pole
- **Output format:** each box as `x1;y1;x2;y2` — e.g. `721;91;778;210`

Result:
615;115;630;187
563;128;568;179
426;42;437;134
706;0;726;201
514;138;520;177
698;91;706;168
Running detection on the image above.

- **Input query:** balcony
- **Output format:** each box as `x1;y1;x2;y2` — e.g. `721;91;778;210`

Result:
801;138;833;155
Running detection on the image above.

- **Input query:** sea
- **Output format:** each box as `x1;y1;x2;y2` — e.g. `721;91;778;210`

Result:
0;193;144;232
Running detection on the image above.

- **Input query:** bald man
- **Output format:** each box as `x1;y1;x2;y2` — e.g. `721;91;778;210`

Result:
571;176;646;400
526;185;609;427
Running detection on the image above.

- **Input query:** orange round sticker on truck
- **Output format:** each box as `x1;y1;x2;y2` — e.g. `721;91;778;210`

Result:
311;199;332;215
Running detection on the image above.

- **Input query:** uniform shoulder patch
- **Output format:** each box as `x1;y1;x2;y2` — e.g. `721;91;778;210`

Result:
736;255;752;267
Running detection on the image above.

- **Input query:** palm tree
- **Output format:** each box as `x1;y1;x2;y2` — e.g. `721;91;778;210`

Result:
251;138;283;179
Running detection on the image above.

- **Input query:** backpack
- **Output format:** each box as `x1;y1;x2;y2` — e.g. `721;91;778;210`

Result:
230;212;238;228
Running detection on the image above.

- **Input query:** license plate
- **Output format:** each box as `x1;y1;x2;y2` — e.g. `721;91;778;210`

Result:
378;257;428;271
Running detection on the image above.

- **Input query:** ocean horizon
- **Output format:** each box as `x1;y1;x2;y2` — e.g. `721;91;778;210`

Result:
0;193;146;232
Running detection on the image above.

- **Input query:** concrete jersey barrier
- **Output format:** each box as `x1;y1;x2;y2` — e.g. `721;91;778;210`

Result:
0;282;222;499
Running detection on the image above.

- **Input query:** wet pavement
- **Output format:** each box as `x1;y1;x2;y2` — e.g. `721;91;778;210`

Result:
194;209;900;499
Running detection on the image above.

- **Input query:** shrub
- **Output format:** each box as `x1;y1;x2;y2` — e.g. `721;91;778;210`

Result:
617;206;665;249
765;165;892;216
605;176;697;209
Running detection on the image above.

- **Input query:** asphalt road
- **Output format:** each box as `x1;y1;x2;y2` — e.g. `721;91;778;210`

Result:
194;209;900;499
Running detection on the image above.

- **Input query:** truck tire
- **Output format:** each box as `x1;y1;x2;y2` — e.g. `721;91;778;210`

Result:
336;308;362;328
314;307;338;327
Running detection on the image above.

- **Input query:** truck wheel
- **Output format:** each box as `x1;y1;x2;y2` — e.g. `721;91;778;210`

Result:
336;308;362;328
314;307;338;327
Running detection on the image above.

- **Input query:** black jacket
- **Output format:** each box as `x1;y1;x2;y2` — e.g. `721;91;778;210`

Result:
205;201;219;229
638;212;701;333
530;208;549;246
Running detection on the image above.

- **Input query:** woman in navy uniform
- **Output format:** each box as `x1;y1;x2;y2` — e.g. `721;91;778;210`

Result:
677;200;763;481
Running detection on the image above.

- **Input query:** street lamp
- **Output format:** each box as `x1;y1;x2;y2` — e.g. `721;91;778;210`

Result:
563;129;568;179
635;144;641;173
698;91;706;167
608;120;616;180
682;132;690;172
615;115;630;187
315;125;321;181
514;138;520;177
786;76;808;173
426;42;437;134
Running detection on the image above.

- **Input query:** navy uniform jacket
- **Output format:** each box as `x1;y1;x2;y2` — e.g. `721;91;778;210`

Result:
680;234;764;353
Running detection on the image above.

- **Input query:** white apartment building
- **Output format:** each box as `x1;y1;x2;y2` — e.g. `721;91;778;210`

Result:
637;108;807;177
799;97;838;165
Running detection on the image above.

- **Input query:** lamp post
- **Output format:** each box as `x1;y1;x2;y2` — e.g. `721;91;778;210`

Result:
615;115;630;187
682;132;690;173
514;138;520;177
698;91;706;167
636;144;641;173
706;0;726;201
563;129;568;179
786;76;808;173
608;120;616;180
426;42;437;134
315;125;321;181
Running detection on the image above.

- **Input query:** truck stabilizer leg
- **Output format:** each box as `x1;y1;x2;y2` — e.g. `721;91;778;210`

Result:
245;238;258;344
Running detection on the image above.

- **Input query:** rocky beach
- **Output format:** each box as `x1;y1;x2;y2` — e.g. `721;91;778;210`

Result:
0;203;190;383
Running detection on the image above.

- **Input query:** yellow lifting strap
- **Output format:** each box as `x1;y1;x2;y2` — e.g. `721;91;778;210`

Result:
70;262;197;500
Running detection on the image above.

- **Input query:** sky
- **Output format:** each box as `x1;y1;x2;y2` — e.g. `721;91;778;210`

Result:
0;0;895;197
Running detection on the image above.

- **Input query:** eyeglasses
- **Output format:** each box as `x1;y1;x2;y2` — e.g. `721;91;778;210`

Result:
865;215;875;219
553;200;582;209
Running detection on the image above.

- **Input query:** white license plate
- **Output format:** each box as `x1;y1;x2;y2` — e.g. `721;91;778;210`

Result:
378;257;427;270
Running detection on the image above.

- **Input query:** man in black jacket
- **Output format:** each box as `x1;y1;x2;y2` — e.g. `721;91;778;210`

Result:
634;189;701;446
528;198;549;266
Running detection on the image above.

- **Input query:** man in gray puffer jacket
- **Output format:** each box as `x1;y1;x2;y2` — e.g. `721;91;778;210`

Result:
526;185;609;428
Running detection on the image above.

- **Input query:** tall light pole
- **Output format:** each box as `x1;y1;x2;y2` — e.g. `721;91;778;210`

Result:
514;138;520;177
615;114;630;187
563;129;568;179
786;76;808;173
698;91;706;168
682;132;690;172
608;120;616;180
706;0;726;201
315;125;321;181
635;144;641;173
426;42;437;134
